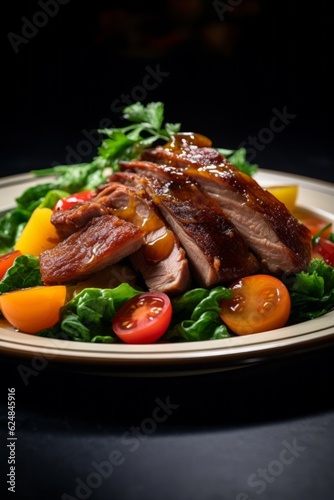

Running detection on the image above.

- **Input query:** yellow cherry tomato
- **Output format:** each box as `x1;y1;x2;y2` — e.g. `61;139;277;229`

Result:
0;285;67;334
266;185;298;213
14;207;60;256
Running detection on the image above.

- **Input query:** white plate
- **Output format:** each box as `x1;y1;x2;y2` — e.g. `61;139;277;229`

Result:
0;170;334;376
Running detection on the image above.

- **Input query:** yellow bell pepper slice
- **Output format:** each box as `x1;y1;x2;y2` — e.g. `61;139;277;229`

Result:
14;207;60;256
266;185;298;213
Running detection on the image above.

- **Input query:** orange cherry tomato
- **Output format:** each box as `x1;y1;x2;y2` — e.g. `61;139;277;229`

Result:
0;250;21;280
112;292;172;344
219;275;291;335
0;285;67;334
53;190;95;211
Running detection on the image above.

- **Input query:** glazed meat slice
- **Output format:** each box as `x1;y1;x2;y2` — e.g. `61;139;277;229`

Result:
51;202;110;239
140;140;312;274
40;215;144;285
121;161;260;287
93;179;192;295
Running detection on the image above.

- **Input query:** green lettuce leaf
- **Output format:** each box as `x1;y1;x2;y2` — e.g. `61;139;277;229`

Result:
15;183;54;211
0;254;42;294
0;208;31;254
164;286;232;342
288;258;334;323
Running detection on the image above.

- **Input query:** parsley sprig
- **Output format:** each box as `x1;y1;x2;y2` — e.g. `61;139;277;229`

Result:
97;101;181;168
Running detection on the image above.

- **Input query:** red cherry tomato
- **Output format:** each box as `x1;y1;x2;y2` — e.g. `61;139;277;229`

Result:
112;292;172;344
53;190;95;211
0;250;22;280
313;238;334;267
219;274;291;335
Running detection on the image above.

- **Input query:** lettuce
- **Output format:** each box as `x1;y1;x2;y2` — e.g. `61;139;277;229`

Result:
0;254;42;294
164;286;232;342
0;208;31;254
288;259;334;323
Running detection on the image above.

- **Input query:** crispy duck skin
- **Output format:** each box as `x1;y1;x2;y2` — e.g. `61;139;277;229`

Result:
140;136;312;275
40;215;144;285
92;179;192;295
120;161;260;287
51;202;110;240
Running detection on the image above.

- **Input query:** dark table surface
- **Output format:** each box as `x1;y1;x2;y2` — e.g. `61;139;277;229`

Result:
1;337;334;500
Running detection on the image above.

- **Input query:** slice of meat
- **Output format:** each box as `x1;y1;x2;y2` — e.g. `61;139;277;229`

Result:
139;141;312;274
120;162;260;287
93;178;192;295
40;215;144;285
51;202;110;239
130;226;192;295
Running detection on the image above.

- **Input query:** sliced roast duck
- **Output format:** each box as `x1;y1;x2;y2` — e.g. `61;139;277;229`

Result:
39;132;312;293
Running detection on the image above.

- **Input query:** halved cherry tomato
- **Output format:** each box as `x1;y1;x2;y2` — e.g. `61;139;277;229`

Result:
0;285;67;334
312;237;334;267
53;190;95;211
112;292;172;344
0;250;21;280
219;275;291;335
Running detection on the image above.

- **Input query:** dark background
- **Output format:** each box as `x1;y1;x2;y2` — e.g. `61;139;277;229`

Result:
2;0;333;181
